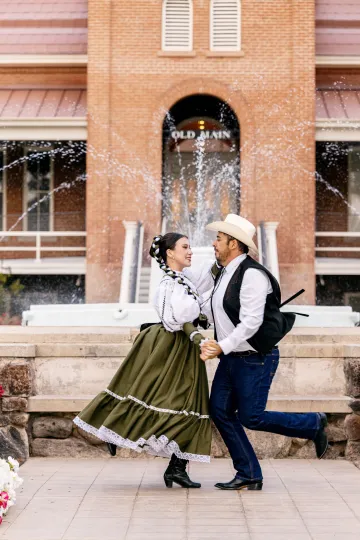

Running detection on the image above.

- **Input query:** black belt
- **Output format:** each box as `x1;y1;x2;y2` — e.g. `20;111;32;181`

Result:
230;350;257;357
229;346;278;357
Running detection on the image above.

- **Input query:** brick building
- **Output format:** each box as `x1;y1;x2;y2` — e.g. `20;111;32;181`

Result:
0;0;359;311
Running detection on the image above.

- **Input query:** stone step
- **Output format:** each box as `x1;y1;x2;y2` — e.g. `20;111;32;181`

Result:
0;341;359;359
0;327;135;344
28;395;352;414
35;343;133;357
0;326;359;345
31;342;360;358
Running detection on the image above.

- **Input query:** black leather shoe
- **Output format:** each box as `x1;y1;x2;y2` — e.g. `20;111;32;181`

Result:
314;413;329;459
164;454;201;488
106;442;117;456
215;477;263;491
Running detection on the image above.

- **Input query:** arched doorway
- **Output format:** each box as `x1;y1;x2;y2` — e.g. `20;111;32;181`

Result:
162;94;240;246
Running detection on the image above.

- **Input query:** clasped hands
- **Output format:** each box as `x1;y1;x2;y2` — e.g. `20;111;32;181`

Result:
199;339;222;361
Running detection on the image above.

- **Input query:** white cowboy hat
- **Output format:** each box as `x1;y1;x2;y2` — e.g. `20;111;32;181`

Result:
206;214;258;255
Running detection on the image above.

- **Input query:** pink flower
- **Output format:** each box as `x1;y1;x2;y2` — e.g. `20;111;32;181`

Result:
0;492;9;510
0;386;4;397
0;515;2;525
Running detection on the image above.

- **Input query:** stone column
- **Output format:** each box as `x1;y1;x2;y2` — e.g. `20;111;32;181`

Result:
264;222;280;282
0;348;35;463
344;346;360;461
119;221;138;303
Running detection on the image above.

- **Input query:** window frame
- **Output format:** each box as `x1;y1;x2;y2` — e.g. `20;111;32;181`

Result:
162;0;193;52
23;146;54;232
348;145;360;233
0;148;7;231
210;0;241;52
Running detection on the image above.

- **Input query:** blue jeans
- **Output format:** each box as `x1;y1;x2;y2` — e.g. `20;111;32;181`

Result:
210;349;320;481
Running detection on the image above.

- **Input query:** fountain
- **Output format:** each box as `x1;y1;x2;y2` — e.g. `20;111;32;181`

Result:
0;91;358;328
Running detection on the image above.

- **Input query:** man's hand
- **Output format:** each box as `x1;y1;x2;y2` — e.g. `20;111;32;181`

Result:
200;339;223;360
200;350;211;361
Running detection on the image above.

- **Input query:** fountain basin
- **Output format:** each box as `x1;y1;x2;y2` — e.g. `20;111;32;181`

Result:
22;302;359;327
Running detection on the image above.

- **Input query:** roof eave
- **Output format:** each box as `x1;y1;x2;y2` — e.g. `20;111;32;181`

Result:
0;54;87;67
316;55;360;68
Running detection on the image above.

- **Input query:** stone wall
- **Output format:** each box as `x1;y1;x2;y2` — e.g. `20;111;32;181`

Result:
0;352;34;464
28;412;350;461
344;353;360;464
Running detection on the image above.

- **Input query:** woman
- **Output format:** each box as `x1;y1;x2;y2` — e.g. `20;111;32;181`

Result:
74;233;212;488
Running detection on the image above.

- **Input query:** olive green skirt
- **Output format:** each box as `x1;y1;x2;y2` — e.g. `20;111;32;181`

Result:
73;324;211;462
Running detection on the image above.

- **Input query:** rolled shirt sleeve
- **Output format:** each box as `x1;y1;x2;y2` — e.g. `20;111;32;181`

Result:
218;268;270;355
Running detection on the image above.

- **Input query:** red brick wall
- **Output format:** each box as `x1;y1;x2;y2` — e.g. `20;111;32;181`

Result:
86;0;316;303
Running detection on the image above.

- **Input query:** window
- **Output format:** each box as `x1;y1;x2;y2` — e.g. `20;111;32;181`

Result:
210;0;241;51
348;147;360;232
0;150;5;231
344;292;360;313
24;149;53;231
162;0;193;51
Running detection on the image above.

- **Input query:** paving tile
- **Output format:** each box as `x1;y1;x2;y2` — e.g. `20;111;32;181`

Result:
63;517;129;540
312;535;360;540
188;525;249;534
35;483;90;498
125;533;185;540
247;521;309;533
3;496;81;540
76;495;134;518
188;536;250;540
0;520;13;537
0;497;32;525
304;519;360;533
251;531;310;540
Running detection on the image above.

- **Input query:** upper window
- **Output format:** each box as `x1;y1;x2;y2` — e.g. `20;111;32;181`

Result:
24;149;53;232
162;0;193;51
210;0;241;52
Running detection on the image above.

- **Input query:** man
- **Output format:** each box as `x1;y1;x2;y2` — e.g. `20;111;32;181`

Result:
199;214;328;491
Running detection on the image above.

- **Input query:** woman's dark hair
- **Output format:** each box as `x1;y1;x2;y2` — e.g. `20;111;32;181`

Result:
149;232;187;264
149;232;197;300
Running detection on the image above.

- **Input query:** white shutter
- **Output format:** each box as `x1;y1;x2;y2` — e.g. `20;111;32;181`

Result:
162;0;193;51
210;0;241;51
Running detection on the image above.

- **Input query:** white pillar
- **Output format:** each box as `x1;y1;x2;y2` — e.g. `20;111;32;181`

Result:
257;225;263;265
119;221;138;303
264;222;280;283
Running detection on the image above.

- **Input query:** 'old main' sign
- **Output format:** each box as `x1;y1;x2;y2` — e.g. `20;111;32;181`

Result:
171;130;231;140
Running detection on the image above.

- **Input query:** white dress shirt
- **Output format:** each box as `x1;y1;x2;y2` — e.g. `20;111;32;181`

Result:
211;254;273;355
153;273;201;332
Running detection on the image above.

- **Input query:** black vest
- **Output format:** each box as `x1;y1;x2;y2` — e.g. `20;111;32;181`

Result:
217;256;295;354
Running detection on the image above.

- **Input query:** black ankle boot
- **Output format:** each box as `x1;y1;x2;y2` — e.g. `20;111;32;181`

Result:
314;413;329;459
106;442;117;456
164;454;201;488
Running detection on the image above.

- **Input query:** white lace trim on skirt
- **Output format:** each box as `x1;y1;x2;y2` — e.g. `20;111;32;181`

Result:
73;416;210;463
105;388;210;419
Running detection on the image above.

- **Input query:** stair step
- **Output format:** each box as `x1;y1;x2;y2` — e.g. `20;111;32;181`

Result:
28;395;352;413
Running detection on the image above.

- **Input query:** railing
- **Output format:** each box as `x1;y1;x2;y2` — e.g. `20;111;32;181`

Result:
315;232;360;252
0;232;86;261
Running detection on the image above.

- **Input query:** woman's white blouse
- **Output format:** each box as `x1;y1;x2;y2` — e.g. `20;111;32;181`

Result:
153;274;201;332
